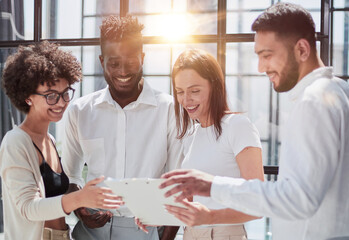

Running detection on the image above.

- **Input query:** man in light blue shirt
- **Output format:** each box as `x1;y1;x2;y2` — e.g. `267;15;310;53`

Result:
160;3;349;239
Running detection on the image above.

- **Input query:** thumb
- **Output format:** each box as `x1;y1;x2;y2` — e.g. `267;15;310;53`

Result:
86;176;105;186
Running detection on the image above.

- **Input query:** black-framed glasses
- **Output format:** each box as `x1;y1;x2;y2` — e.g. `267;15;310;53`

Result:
34;87;75;105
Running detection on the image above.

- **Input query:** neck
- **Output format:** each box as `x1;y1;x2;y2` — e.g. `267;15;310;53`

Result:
298;54;325;82
20;114;49;137
110;78;144;108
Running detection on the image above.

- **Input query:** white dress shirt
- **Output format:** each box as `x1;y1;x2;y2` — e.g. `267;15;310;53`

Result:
62;80;183;216
211;67;349;239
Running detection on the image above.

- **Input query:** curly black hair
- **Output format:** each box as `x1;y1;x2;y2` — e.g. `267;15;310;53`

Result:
99;15;144;54
1;41;82;113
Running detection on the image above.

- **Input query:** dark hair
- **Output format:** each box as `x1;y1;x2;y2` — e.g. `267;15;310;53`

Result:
2;41;82;113
172;49;230;139
99;15;144;54
252;2;316;52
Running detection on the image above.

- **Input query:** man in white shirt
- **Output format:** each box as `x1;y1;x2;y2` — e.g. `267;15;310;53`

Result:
62;15;182;240
160;3;349;240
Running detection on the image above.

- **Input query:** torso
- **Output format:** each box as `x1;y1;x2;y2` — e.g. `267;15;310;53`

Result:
20;125;69;230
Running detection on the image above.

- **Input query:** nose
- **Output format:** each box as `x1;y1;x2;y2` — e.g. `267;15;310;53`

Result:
119;62;128;76
56;94;67;107
183;92;192;105
258;57;267;73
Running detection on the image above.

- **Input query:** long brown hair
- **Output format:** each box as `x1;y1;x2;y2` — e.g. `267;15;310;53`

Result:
172;49;230;139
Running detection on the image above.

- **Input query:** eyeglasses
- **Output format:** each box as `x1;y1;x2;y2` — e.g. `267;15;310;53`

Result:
34;87;75;105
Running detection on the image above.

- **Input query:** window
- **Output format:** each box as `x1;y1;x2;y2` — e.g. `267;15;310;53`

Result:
0;1;347;239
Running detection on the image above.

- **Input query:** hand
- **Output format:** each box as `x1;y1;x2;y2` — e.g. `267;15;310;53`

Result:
134;218;160;234
75;207;113;229
159;169;214;202
165;200;212;227
79;176;124;209
135;217;149;234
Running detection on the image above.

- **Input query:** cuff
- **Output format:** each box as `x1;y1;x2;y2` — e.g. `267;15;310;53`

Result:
211;176;245;204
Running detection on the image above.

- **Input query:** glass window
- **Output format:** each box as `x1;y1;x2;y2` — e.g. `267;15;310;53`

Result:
130;0;217;38
332;11;349;76
333;0;348;8
227;0;321;33
0;0;34;41
42;0;120;39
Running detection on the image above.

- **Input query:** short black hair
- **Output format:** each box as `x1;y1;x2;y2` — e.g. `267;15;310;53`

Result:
252;2;316;52
99;15;144;54
2;41;82;113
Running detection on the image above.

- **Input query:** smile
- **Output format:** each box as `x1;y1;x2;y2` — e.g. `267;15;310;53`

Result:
116;77;132;82
51;109;63;113
186;105;199;113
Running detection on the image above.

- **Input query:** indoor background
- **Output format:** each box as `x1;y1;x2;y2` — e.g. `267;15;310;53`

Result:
0;0;348;239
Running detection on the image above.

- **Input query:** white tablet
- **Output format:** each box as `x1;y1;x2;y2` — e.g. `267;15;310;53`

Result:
104;178;186;226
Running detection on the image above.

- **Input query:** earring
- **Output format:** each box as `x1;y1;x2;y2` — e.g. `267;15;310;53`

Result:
26;100;32;106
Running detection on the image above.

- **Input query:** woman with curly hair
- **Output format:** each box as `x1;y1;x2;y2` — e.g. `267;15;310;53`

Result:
0;41;121;240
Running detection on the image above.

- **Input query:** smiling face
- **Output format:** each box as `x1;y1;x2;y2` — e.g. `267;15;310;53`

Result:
28;78;70;123
99;40;144;100
174;69;212;127
255;31;299;92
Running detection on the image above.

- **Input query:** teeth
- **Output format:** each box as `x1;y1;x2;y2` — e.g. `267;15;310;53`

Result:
51;109;62;113
187;105;198;110
118;77;131;82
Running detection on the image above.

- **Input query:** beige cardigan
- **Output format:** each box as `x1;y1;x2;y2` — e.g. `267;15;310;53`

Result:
0;126;67;240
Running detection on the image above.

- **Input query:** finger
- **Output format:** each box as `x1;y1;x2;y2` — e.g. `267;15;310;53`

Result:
135;218;149;233
175;191;193;202
160;169;191;179
102;193;123;201
163;184;187;198
103;199;124;206
86;176;105;186
159;175;189;189
95;213;112;225
177;199;195;209
78;207;91;217
166;208;193;226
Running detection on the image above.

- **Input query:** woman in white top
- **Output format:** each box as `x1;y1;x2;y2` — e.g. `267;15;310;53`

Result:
0;41;122;240
164;49;264;239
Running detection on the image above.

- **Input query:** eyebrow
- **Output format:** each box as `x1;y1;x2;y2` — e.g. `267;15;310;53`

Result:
175;84;202;90
43;87;70;94
255;49;273;55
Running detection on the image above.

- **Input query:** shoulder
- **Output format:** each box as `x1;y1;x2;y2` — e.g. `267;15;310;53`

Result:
0;127;33;169
1;127;29;148
71;88;106;109
151;88;174;106
303;76;349;109
223;113;253;127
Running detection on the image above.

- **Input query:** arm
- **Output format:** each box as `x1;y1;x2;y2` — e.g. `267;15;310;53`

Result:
211;101;341;220
160;226;180;240
61;176;123;214
164;147;264;226
61;106;115;227
61;105;85;187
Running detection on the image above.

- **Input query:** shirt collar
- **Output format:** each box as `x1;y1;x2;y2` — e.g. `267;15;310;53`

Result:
94;78;158;108
288;67;333;101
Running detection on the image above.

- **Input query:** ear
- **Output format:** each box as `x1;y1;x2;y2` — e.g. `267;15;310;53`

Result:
26;99;32;106
141;52;145;65
99;55;104;68
294;39;311;62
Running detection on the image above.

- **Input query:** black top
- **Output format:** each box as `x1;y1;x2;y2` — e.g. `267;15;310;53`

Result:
33;140;69;198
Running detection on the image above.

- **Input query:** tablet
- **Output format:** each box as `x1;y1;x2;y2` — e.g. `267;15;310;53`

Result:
104;178;186;226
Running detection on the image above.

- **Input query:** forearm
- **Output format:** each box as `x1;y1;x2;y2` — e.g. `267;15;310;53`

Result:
210;208;261;225
61;191;83;214
160;226;179;240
